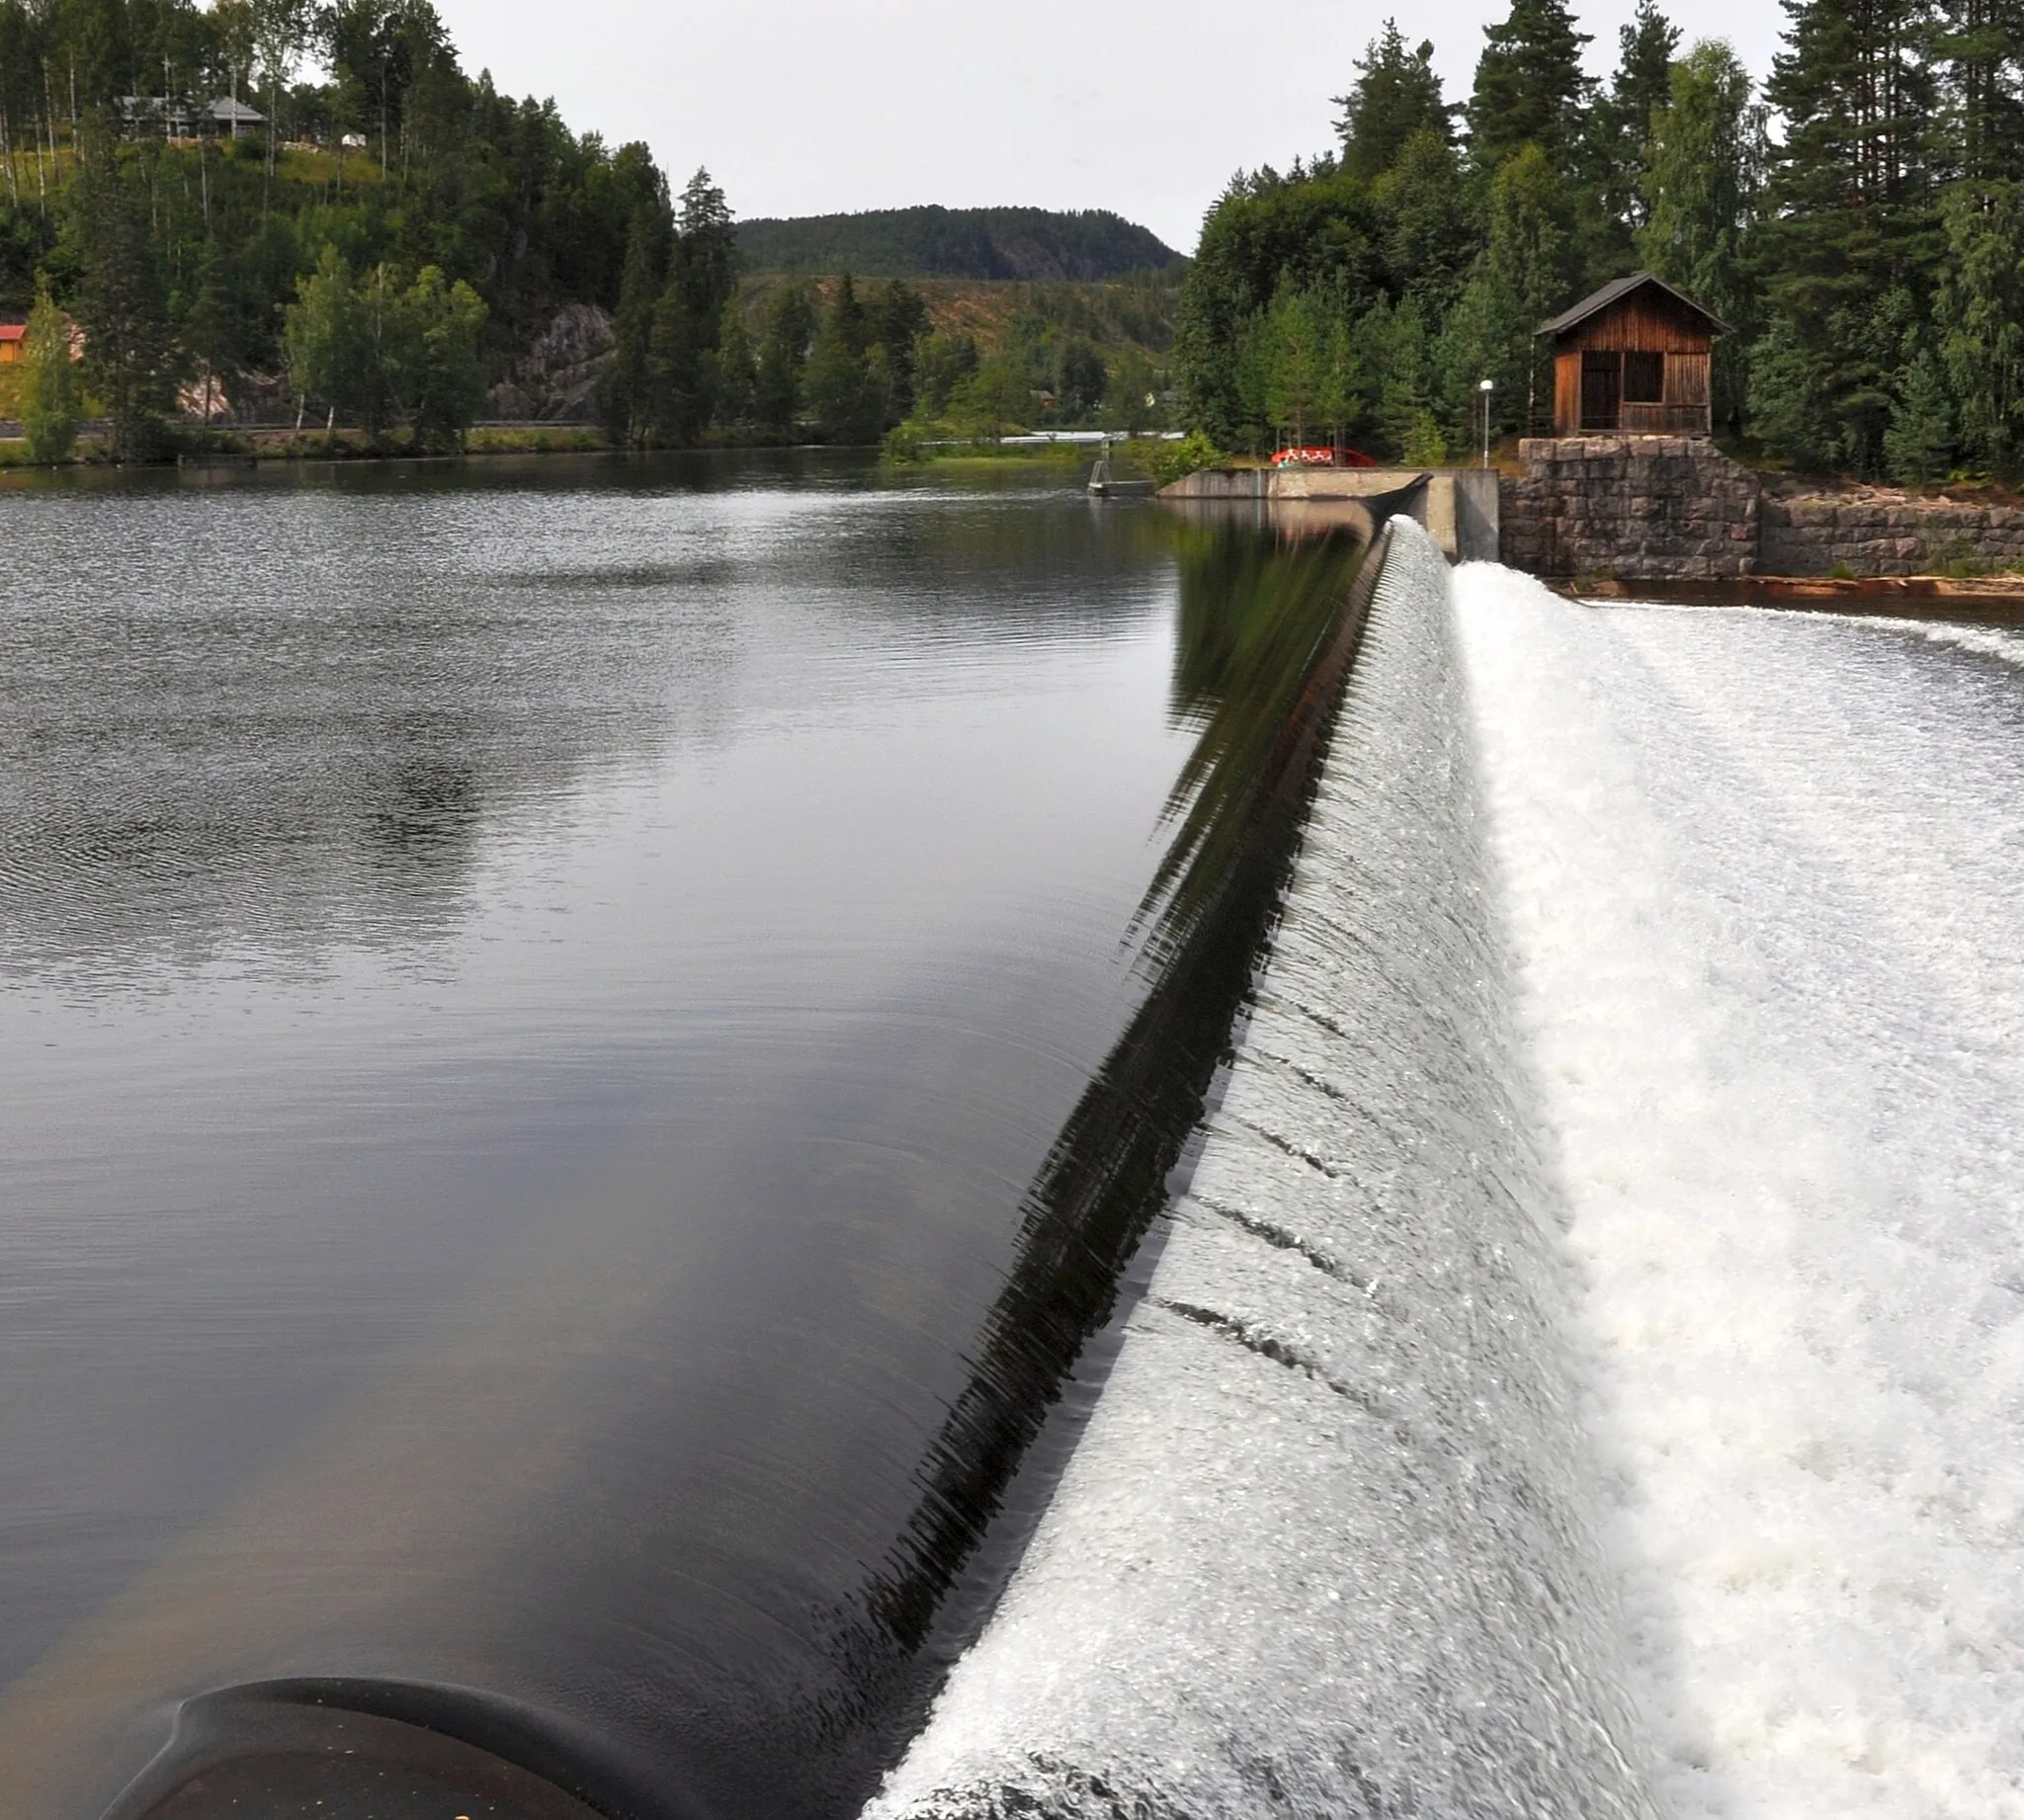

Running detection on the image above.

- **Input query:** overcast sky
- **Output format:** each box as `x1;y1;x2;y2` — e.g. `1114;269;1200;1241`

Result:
425;0;1784;255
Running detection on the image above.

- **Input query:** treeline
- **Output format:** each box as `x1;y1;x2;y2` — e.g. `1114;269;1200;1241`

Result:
1179;0;2024;482
736;207;1183;283
686;271;1174;449
0;0;676;452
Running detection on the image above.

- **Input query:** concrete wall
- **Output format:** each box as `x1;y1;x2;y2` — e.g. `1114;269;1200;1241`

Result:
1160;467;1502;563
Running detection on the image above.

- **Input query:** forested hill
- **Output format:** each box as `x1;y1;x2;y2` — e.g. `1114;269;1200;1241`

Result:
736;207;1183;281
1178;0;2024;485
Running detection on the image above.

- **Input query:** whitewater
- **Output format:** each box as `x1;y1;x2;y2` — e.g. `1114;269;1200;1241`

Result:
869;527;2024;1820
1457;574;2024;1818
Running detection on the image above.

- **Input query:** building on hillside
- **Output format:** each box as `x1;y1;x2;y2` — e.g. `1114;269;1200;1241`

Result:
118;95;267;138
1536;274;1728;438
0;324;25;365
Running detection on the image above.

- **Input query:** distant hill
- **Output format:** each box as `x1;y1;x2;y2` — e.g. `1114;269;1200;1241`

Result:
735;207;1184;282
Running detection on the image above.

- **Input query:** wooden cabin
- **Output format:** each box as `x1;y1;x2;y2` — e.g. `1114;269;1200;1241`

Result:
1538;274;1728;438
0;324;25;366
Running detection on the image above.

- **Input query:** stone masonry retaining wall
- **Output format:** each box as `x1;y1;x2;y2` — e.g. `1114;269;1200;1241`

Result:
1501;437;1761;580
1501;435;2024;580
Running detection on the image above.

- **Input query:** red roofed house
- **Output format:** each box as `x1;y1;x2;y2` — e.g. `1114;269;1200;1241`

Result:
0;323;26;365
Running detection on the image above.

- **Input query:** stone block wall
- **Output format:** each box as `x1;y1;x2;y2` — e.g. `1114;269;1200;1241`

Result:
1760;495;2024;576
1501;436;1762;579
1500;435;2024;580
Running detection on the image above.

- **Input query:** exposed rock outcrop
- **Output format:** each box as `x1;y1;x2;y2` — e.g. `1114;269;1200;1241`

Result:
486;302;615;423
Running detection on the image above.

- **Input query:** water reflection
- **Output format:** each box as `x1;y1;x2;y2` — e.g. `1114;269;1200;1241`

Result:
0;463;1376;1820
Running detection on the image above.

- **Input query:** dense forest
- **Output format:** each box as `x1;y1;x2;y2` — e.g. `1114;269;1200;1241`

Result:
0;0;1184;456
737;207;1181;283
1179;0;2024;482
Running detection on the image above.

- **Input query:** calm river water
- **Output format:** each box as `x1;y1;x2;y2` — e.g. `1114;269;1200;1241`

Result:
0;455;1359;1820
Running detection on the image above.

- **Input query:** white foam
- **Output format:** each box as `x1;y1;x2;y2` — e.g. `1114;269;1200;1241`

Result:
1454;568;2024;1819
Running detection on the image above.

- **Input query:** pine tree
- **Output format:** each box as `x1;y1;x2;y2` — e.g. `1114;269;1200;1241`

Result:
1334;22;1453;181
1466;0;1593;171
803;284;875;443
1935;0;2024;185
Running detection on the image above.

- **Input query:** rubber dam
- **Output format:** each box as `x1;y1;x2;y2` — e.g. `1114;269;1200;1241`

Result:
2;467;2018;1819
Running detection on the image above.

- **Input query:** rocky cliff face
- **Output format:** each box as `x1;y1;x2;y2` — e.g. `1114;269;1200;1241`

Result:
486;302;615;423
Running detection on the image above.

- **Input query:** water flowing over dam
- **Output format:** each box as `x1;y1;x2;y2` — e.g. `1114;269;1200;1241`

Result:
873;529;2024;1820
1;461;2018;1818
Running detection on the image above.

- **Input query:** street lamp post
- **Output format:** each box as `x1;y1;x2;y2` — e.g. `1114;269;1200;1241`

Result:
1478;378;1494;469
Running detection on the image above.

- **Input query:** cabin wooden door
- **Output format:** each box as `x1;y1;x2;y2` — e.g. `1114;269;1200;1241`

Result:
1580;353;1621;431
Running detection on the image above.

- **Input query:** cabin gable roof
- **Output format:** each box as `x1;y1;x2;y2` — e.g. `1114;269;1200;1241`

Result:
1536;272;1730;340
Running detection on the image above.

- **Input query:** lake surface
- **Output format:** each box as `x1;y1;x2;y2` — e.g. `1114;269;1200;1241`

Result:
0;455;1358;1819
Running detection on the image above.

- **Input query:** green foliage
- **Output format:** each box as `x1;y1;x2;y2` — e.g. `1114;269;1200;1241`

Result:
1752;0;1939;473
1139;429;1223;487
734;206;1181;281
753;282;814;438
1466;0;1594;170
1936;182;2024;474
72;150;177;459
948;355;1031;440
1176;0;2024;483
21;285;79;462
914;332;978;418
804;276;883;442
1334;22;1453;182
1638;41;1765;427
1594;0;1681;229
284;246;487;447
1885;348;1957;484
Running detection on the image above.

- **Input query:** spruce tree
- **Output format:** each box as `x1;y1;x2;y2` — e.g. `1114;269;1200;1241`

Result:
1935;181;2024;472
1884;346;1957;482
753;283;813;439
1334;22;1453;181
74;155;176;458
1596;1;1681;228
1466;0;1593;171
1753;0;1940;473
1639;41;1765;427
601;207;667;445
1378;128;1477;317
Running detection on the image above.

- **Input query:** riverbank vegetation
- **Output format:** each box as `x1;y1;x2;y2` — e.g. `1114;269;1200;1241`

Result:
0;2;1183;462
1180;0;2024;484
